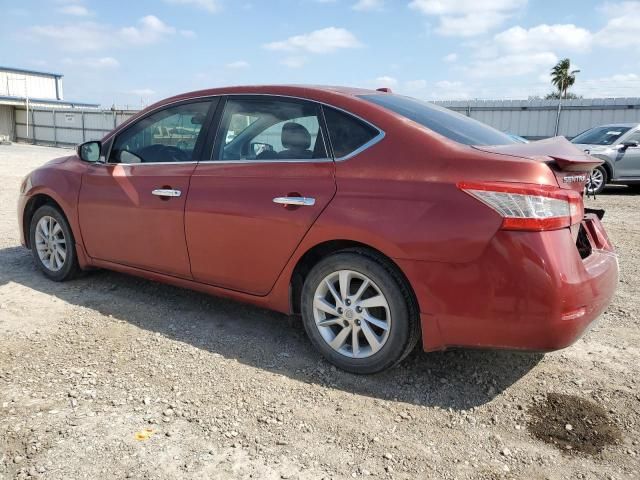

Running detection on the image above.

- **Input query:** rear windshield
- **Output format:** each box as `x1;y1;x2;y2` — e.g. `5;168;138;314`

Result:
571;126;631;145
359;94;517;146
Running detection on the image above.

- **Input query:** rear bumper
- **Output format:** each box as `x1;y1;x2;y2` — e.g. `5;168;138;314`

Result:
398;214;618;352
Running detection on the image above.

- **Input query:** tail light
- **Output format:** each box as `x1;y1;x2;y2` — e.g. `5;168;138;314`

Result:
458;182;583;231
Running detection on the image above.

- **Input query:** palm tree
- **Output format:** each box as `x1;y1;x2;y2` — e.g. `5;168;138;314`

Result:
550;59;579;99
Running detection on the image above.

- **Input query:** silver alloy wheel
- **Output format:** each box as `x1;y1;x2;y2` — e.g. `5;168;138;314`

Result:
35;215;67;272
587;168;604;193
312;269;391;358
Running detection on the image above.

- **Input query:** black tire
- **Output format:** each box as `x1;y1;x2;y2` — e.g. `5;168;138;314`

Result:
301;250;420;374
587;165;608;195
29;205;80;281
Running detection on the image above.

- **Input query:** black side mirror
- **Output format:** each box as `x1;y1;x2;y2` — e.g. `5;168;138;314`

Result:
621;140;640;150
77;141;102;162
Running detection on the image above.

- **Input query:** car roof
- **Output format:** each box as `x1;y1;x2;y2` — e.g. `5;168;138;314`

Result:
151;85;387;111
593;123;639;128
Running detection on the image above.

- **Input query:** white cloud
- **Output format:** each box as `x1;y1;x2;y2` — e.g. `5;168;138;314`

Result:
574;73;640;97
443;53;458;62
130;88;156;96
30;22;112;52
225;60;250;69
85;57;120;68
467;51;558;78
180;29;196;38
375;76;398;87
264;27;362;54
119;15;176;45
494;24;592;53
408;0;527;36
58;4;91;16
280;56;307;68
30;16;178;52
163;0;220;13
353;0;384;11
595;2;640;49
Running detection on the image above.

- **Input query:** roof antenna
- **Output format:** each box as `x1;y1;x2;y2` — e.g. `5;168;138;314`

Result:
376;87;392;93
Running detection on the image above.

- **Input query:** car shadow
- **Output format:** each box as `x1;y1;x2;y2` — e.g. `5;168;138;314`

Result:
0;245;542;410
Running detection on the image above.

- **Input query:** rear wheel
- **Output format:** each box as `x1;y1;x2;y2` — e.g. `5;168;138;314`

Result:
586;165;607;195
301;251;419;374
29;205;80;281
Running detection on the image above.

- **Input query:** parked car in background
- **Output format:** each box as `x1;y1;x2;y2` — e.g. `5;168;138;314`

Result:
571;123;640;194
17;86;618;374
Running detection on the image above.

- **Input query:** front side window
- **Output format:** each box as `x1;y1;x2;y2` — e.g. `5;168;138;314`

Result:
216;98;328;161
571;126;632;146
110;101;212;164
360;94;517;146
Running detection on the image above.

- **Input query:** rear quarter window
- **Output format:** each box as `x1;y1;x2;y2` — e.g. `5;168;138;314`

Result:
323;107;379;158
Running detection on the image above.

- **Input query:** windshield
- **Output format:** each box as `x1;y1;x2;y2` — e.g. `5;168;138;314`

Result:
571;126;631;145
359;94;518;146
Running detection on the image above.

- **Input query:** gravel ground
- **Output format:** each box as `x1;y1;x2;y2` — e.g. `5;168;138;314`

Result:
0;142;638;480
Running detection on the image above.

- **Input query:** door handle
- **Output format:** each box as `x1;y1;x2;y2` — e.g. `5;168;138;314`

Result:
152;189;182;197
273;196;316;206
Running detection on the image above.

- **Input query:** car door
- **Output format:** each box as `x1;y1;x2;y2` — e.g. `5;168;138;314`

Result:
613;130;640;178
185;95;336;295
78;99;216;278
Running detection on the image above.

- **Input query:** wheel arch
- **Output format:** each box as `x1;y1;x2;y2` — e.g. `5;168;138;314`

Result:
288;239;420;316
23;194;70;249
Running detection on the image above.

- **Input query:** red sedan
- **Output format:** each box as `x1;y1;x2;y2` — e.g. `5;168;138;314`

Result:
17;86;618;373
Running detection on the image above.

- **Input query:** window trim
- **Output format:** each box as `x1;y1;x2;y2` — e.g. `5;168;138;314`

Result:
100;93;386;166
104;96;219;167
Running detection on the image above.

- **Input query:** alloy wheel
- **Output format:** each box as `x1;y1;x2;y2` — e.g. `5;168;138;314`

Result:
586;168;604;194
35;215;67;272
312;269;391;358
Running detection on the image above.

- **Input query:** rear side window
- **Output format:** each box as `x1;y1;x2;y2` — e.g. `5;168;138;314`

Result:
360;94;517;146
323;107;379;158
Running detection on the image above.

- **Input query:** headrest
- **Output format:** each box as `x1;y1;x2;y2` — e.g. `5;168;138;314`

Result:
281;122;311;150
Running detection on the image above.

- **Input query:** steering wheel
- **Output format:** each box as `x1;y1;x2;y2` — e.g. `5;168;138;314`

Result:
163;146;189;162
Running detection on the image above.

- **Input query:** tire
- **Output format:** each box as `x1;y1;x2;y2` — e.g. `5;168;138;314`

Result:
586;165;607;195
29;205;80;281
301;250;420;374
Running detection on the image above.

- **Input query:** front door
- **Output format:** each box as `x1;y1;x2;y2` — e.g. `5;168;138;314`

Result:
79;99;215;278
614;130;640;178
185;96;336;295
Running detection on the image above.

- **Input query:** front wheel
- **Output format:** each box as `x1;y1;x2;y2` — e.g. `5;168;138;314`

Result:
301;251;420;374
586;165;607;195
29;205;80;281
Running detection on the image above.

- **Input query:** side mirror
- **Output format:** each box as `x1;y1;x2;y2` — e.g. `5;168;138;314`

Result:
619;140;639;150
77;141;102;162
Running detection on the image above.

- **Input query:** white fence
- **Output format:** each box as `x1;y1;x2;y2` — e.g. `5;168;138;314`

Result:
15;107;137;146
432;98;640;140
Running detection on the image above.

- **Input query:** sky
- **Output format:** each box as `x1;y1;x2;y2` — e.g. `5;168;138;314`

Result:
1;0;639;108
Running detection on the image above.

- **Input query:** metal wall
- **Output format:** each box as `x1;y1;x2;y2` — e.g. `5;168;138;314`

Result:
0;71;61;100
432;98;640;139
15;107;136;146
0;105;14;141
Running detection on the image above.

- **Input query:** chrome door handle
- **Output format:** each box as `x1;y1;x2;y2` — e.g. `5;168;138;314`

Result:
152;189;181;197
273;196;316;206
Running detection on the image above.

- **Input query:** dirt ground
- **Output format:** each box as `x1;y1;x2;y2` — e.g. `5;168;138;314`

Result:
0;142;638;480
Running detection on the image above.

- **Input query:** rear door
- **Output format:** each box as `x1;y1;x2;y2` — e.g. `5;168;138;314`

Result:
185;95;336;295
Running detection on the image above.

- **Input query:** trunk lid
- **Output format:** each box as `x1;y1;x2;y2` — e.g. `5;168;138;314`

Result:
473;136;603;194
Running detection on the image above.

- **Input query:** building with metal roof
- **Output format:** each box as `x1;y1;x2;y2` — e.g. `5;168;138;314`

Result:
0;66;99;141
